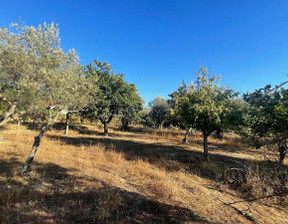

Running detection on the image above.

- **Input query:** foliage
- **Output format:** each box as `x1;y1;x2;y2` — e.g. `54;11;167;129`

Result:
0;22;89;174
138;107;153;127
83;60;141;134
0;22;88;123
170;68;238;160
168;81;197;130
243;84;288;164
148;96;170;128
119;83;144;131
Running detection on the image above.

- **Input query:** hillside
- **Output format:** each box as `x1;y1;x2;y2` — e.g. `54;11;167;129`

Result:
0;124;287;223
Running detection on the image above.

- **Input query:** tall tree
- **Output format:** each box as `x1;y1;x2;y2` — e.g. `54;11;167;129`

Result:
19;23;88;174
83;60;139;134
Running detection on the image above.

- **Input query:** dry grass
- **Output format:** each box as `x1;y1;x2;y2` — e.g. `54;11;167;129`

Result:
0;123;287;223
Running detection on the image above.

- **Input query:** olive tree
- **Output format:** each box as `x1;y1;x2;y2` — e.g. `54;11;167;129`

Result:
17;23;88;174
148;96;170;129
0;23;43;126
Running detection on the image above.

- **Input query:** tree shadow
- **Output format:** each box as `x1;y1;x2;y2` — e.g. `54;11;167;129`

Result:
47;134;288;182
70;124;185;140
0;152;216;224
43;183;214;224
71;124;260;156
126;126;185;136
0;153;76;223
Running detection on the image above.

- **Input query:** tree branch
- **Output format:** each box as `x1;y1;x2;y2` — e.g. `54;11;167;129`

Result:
0;93;13;106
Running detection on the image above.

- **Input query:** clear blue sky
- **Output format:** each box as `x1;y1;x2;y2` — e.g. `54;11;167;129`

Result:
1;0;288;103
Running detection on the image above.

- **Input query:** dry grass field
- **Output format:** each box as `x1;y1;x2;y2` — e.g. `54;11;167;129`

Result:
0;123;287;223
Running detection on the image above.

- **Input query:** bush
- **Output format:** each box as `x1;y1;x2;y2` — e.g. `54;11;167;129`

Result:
223;165;288;204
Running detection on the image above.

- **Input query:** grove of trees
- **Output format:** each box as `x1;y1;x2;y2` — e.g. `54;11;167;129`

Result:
1;21;288;173
0;22;142;174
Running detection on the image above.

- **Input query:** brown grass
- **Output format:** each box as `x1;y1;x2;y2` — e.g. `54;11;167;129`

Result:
0;123;287;223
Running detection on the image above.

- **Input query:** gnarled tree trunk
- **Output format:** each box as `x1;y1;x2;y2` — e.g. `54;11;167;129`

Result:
99;115;113;135
21;111;60;175
0;104;16;127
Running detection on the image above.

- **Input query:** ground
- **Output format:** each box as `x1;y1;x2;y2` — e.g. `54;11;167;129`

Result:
0;123;287;223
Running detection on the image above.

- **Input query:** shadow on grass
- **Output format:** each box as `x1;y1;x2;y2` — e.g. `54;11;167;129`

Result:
70;124;260;156
0;153;214;224
47;134;288;181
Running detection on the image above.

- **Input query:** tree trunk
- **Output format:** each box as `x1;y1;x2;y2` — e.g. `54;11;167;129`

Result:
121;118;130;132
100;115;113;135
103;122;108;135
203;132;209;162
279;145;287;165
0;104;16;127
213;129;223;140
17;117;21;131
182;127;192;145
21;112;60;175
65;113;70;136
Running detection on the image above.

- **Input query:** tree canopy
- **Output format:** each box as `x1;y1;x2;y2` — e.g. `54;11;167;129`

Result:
0;22;89;174
148;96;170;129
169;68;239;160
83;60;142;134
243;84;288;164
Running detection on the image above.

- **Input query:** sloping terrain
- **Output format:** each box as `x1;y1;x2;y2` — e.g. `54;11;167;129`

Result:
0;124;287;223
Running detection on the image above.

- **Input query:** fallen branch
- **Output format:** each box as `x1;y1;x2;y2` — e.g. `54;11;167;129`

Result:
211;194;255;223
212;191;288;223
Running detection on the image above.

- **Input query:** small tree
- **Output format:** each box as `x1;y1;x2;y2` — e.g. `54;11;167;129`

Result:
148;96;170;129
169;81;197;144
139;107;153;127
119;83;143;131
173;68;235;161
243;83;288;165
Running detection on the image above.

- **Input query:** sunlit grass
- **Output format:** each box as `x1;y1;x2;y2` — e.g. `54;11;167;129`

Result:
0;124;287;223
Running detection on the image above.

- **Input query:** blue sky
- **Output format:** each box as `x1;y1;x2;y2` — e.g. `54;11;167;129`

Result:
1;0;288;103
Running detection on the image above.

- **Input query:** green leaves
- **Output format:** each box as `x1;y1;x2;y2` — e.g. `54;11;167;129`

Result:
83;60;143;131
0;22;88;120
244;85;288;150
170;67;234;135
148;96;170;128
